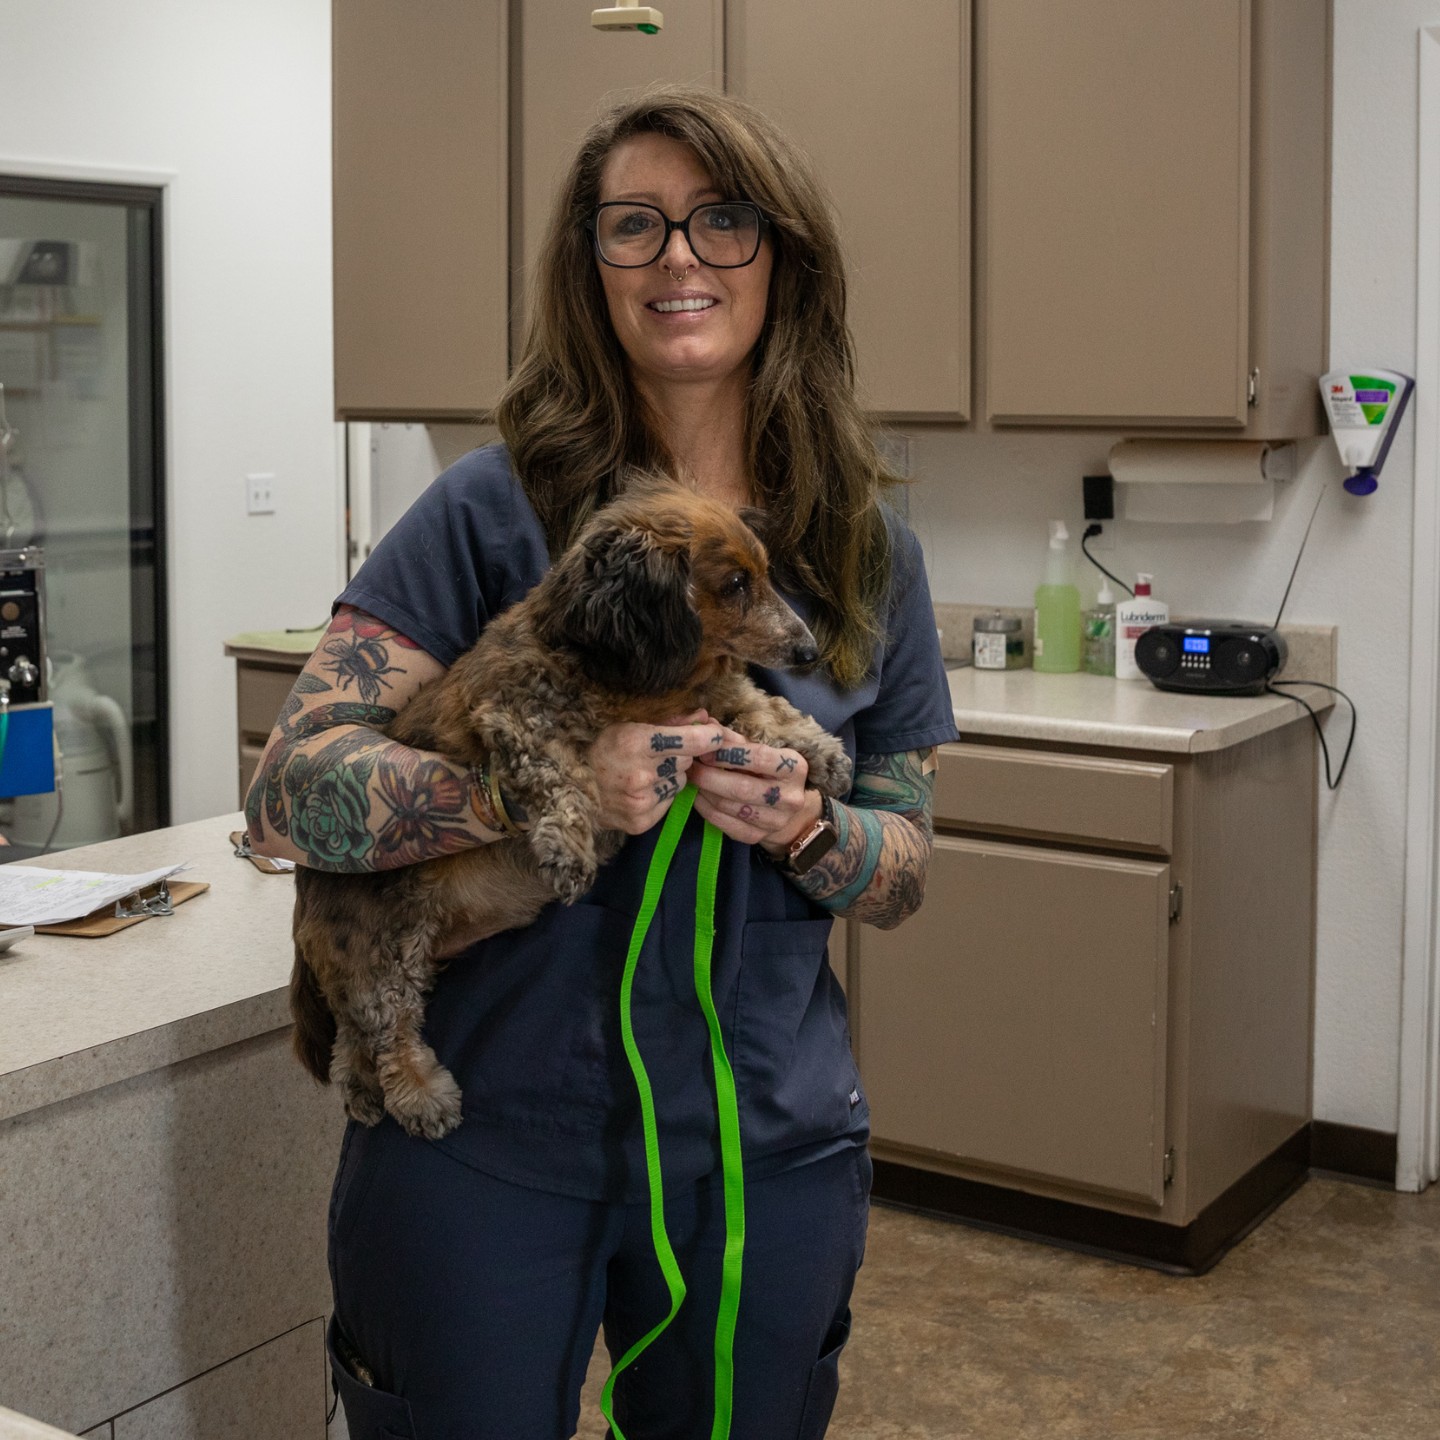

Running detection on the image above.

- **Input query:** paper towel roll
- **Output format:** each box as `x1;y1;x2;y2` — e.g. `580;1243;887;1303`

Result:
1108;439;1271;486
1122;480;1274;523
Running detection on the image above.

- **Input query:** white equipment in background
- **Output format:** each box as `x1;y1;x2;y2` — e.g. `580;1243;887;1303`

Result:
592;0;663;32
10;652;132;848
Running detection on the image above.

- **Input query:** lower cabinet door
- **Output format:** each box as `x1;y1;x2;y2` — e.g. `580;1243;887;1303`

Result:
859;836;1171;1205
113;1321;324;1440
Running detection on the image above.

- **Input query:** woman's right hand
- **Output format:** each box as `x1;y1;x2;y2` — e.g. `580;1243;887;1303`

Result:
589;711;728;834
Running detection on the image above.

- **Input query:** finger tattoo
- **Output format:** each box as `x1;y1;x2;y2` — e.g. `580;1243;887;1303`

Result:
650;733;684;752
715;747;751;766
738;804;757;821
654;778;680;800
656;757;678;781
710;732;725;746
763;786;781;807
776;756;798;774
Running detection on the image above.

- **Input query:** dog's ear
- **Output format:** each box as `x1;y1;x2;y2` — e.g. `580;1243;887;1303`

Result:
540;525;703;693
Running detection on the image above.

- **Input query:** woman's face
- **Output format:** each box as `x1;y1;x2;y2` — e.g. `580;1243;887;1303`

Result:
595;133;773;394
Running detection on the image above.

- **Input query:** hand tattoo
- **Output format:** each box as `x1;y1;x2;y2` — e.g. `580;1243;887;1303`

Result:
656;757;678;781
763;786;781;807
715;747;751;766
775;756;798;774
650;733;685;752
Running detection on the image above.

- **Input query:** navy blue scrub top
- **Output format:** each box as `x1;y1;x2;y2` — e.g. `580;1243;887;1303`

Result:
336;444;959;1202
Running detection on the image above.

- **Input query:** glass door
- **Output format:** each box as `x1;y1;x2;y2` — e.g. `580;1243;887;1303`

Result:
0;177;167;853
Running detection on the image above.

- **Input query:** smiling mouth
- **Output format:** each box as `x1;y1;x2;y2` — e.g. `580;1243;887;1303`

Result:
648;298;717;313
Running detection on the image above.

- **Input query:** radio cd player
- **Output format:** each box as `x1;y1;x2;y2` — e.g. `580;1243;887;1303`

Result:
1133;622;1287;696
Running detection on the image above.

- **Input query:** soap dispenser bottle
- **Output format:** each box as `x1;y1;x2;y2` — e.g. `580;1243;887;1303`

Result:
1115;573;1170;680
1034;520;1081;673
1082;576;1118;676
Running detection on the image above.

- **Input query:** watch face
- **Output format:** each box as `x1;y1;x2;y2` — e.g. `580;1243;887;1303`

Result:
789;822;838;876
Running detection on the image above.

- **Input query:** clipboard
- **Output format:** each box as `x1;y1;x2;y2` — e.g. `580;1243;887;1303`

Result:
34;878;211;938
230;830;295;875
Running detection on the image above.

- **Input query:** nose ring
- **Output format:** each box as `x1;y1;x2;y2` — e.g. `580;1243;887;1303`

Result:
666;265;691;282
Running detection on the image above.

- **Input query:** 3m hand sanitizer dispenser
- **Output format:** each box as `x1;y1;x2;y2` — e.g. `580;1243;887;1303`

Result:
1319;370;1415;496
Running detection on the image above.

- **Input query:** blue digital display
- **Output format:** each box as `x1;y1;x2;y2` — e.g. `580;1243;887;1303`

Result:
1183;636;1210;654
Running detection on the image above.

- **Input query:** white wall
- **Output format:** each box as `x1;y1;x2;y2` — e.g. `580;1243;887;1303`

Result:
907;2;1435;1135
0;0;339;825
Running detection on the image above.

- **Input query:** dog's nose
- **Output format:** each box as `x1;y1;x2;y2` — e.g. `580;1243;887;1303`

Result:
791;641;819;669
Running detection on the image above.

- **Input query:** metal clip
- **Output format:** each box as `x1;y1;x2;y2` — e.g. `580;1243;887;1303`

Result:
232;831;256;860
115;877;174;920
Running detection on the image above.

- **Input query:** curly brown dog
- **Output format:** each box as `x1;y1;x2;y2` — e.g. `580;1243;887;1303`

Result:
289;480;853;1139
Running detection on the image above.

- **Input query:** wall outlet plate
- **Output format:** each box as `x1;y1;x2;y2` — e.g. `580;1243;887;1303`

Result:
246;473;275;515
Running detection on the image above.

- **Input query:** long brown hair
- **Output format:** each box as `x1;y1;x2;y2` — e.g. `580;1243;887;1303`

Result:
496;85;900;689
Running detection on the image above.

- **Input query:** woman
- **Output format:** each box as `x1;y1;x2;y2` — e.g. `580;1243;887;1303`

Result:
248;86;957;1439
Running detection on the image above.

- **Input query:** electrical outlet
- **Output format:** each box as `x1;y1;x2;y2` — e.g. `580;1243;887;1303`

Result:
246;472;276;515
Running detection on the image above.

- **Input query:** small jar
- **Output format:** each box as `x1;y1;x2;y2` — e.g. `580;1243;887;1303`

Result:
973;610;1025;670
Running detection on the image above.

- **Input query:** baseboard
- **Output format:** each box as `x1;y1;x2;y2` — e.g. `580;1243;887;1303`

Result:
871;1121;1398;1276
1309;1120;1397;1185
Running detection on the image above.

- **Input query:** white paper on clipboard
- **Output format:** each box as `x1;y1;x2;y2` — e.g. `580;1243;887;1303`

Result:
0;863;190;926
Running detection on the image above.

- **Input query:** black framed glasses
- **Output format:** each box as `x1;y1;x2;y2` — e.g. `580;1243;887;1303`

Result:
590;201;769;269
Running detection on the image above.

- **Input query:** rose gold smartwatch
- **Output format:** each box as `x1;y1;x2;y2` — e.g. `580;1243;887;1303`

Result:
778;793;838;877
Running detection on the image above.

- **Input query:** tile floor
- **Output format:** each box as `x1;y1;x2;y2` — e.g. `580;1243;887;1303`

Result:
576;1175;1440;1439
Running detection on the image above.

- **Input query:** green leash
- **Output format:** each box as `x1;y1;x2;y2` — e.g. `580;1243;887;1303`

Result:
601;785;746;1440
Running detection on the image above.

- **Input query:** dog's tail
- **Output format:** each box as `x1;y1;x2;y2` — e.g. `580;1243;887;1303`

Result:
289;947;337;1084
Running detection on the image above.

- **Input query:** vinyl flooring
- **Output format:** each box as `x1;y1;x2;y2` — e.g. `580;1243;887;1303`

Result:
576;1174;1440;1439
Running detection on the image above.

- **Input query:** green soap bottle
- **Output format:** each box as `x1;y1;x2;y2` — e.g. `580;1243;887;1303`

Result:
1033;519;1082;673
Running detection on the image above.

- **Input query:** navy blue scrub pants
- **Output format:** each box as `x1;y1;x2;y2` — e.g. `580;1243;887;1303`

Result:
326;1118;871;1440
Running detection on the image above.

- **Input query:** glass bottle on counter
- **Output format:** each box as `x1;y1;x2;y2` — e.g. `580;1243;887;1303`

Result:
972;610;1026;670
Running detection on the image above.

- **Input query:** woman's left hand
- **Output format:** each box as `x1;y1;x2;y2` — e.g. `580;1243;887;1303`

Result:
688;724;825;856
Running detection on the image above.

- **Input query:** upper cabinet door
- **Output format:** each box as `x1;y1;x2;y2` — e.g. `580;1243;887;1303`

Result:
728;0;971;420
981;0;1251;427
513;1;722;348
332;0;509;420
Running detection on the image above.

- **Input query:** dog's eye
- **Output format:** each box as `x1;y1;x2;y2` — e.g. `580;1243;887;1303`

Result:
720;572;750;599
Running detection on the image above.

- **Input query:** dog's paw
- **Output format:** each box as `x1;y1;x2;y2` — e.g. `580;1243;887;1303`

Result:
387;1065;464;1140
799;734;853;798
341;1077;387;1128
539;851;598;906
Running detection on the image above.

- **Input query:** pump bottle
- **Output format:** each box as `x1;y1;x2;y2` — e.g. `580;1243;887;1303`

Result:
1114;573;1170;680
1033;520;1081;673
1082;576;1118;676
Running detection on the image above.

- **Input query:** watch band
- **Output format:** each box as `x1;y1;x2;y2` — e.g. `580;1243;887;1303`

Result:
780;793;838;877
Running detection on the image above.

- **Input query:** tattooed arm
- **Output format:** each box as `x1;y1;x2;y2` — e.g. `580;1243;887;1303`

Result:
692;740;937;930
243;607;513;871
781;748;937;930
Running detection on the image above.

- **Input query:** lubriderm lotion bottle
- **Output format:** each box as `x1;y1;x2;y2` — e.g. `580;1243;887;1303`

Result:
1114;574;1169;680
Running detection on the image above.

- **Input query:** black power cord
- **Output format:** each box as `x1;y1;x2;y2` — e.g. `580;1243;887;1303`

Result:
1080;524;1134;597
1265;680;1357;791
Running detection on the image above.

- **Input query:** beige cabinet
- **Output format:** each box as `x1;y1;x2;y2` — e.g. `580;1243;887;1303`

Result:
863;837;1172;1204
513;0;722;349
978;0;1328;435
332;0;509;420
224;637;315;807
852;722;1316;1251
331;1;1326;432
727;0;971;420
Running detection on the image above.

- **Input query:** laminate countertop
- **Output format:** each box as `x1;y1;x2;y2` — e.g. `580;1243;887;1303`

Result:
948;665;1336;755
0;813;292;1125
